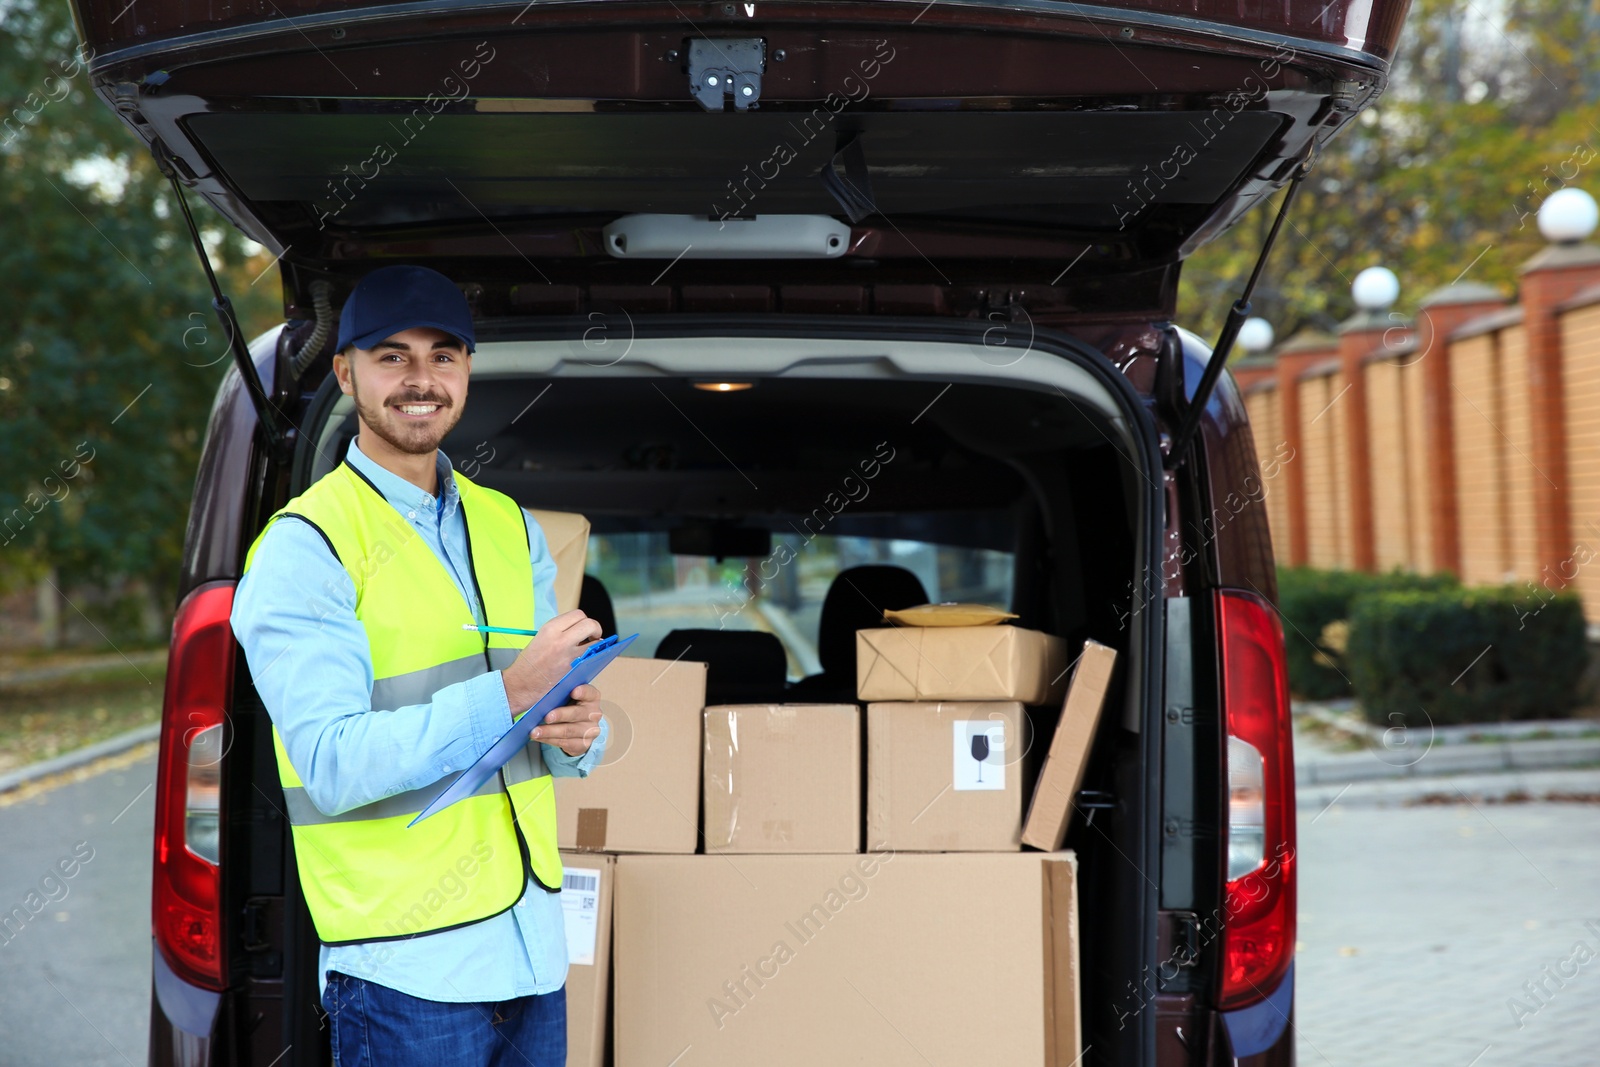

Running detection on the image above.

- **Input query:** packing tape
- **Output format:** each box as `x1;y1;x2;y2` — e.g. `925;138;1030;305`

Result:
575;807;608;850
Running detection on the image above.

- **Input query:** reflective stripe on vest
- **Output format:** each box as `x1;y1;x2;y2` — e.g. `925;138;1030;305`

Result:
242;458;564;945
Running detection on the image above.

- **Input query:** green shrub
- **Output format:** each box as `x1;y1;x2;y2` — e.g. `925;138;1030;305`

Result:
1345;586;1588;725
1275;567;1459;699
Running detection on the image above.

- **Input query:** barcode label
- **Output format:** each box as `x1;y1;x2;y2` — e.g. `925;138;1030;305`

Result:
561;866;603;965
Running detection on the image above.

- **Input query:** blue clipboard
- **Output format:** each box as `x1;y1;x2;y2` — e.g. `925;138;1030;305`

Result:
408;632;639;826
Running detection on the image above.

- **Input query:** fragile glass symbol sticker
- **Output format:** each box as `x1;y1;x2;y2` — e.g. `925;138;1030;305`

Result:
953;720;1005;791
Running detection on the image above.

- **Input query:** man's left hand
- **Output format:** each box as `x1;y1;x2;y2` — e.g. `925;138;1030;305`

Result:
530;682;603;757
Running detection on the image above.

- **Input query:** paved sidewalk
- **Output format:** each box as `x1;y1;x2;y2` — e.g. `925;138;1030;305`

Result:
0;722;161;795
0;649;167;687
1298;767;1600;810
1294;701;1600;788
1297;802;1600;1066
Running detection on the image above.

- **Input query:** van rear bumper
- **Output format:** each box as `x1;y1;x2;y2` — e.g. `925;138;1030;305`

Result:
1222;960;1294;1063
150;941;219;1066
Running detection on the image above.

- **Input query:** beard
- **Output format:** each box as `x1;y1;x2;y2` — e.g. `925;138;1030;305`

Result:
349;372;464;456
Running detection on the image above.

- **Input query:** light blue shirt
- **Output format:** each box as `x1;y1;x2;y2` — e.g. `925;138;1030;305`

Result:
231;437;607;1003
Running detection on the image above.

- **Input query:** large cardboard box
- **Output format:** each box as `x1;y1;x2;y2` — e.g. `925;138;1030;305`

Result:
560;852;614;1067
867;701;1025;851
856;624;1069;704
613;852;1080;1067
703;704;860;854
527;508;590;613
1022;641;1118;851
555;656;707;853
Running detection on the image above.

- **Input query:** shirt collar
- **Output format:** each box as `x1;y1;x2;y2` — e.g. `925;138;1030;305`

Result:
345;438;460;520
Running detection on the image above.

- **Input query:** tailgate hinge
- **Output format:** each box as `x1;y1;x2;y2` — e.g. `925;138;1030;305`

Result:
688;38;765;111
1164;154;1312;470
152;139;290;460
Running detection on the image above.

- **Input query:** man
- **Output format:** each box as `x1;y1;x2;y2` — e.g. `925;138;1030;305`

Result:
232;264;606;1067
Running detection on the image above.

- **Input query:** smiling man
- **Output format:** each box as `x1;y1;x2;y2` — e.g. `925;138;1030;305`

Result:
230;264;606;1067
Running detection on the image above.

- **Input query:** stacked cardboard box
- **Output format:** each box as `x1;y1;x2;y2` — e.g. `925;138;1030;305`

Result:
860;621;1078;854
555;655;707;853
702;703;861;853
526;509;590;613
555;611;1113;1067
866;699;1027;851
856;621;1069;704
613;851;1080;1066
1024;640;1118;849
553;654;704;1061
559;852;613;1067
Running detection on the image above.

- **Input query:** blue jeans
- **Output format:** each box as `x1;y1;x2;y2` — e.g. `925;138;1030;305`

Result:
321;971;566;1067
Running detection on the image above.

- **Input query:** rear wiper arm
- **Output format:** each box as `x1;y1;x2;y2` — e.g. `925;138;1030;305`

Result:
1164;159;1310;470
157;150;290;458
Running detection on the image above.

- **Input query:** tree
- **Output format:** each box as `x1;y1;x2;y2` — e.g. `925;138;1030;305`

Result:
1179;0;1600;343
0;0;279;644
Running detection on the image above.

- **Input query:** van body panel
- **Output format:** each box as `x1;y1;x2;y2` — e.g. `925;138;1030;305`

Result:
178;329;282;602
79;0;1412;64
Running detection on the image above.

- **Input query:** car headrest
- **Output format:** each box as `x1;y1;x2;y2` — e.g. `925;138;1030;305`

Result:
655;628;789;705
815;565;930;677
578;574;617;638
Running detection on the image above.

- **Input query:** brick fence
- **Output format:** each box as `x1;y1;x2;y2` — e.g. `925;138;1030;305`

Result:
1235;231;1600;619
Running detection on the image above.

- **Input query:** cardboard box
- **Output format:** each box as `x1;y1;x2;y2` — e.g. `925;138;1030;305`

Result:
527;508;591;613
555;656;707;853
1022;641;1118;851
560;852;614;1067
613;852;1080;1067
856;624;1069;704
867;701;1025;851
703;704;860;854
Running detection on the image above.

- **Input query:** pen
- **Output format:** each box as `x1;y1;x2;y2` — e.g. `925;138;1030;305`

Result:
462;624;539;637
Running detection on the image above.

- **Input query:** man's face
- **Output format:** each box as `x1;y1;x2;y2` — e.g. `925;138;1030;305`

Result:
334;326;470;456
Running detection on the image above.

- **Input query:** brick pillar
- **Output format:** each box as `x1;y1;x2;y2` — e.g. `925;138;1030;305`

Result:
1338;311;1401;573
1272;332;1338;567
1414;283;1507;578
1519;242;1600;576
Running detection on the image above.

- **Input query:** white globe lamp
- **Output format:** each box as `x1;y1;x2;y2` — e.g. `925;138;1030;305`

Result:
1237;317;1275;354
1352;266;1400;311
1538;188;1599;244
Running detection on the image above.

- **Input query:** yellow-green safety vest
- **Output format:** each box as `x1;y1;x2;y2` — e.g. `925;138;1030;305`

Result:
241;457;564;945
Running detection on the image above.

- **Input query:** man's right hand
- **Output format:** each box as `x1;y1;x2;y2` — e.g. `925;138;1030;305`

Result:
499;609;604;713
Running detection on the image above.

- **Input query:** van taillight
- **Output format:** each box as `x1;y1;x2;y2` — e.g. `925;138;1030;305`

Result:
1216;589;1296;1011
153;580;236;991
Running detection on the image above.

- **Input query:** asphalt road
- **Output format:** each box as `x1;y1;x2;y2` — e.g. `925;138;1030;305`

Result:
4;751;1600;1067
0;752;155;1067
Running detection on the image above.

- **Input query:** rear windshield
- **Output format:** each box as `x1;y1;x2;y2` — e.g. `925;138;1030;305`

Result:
588;531;1013;679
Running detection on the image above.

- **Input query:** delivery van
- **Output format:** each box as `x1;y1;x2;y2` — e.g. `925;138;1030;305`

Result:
67;0;1413;1063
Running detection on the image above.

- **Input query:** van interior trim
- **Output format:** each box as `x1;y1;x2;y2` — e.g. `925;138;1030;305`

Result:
310;334;1136;464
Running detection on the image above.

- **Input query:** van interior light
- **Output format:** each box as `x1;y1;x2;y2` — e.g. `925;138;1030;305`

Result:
692;381;755;393
602;214;850;259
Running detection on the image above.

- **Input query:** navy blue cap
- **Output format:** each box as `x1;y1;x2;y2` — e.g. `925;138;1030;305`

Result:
336;265;476;354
